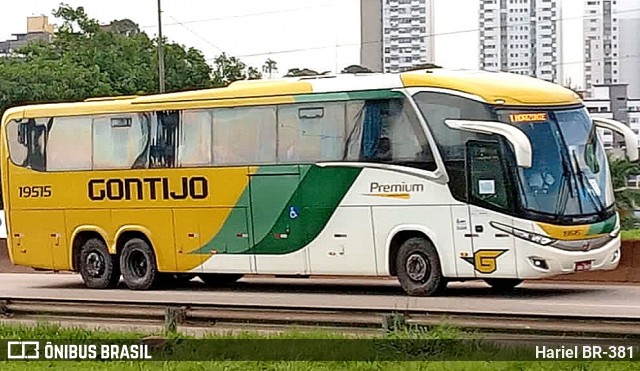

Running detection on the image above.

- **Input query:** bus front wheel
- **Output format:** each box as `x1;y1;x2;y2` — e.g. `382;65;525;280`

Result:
120;238;158;290
395;237;446;296
79;238;120;289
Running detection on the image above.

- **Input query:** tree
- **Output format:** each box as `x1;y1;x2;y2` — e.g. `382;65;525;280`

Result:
563;78;585;99
284;68;321;77
608;155;640;227
0;5;262;113
101;19;140;36
0;54;113;111
404;63;443;71
341;65;373;74
262;58;278;79
212;53;262;87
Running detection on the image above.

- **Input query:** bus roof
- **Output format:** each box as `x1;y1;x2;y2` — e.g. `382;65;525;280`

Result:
2;69;582;122
84;95;140;102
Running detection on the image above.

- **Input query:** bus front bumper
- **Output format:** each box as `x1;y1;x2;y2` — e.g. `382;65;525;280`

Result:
517;236;621;279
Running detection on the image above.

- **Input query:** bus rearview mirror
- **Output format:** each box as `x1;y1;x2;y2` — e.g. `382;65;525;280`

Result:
591;117;639;162
444;119;533;168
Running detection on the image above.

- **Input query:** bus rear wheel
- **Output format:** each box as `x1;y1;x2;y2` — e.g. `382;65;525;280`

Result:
120;238;158;290
199;273;243;286
484;278;523;292
395;237;446;296
79;238;120;289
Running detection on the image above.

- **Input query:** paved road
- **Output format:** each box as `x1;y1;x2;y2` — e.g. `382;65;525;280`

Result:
0;273;639;319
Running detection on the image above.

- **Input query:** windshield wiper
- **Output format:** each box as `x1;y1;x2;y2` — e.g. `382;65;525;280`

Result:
571;149;606;215
554;142;579;218
554;165;573;217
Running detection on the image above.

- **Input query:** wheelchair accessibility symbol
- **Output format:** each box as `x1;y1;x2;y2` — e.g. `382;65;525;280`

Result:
289;206;299;219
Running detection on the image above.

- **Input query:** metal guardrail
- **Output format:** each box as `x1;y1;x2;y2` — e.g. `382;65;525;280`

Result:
1;297;639;339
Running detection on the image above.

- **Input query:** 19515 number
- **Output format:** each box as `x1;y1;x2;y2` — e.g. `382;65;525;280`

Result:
18;185;52;198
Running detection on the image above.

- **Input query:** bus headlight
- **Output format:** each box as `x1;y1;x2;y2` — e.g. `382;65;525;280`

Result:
512;228;556;245
490;222;557;246
609;248;620;263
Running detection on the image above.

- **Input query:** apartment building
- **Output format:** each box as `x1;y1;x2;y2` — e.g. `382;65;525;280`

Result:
479;0;562;83
584;0;640;98
360;0;435;73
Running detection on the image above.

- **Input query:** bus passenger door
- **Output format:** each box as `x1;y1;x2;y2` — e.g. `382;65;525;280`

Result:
249;165;308;275
466;141;517;279
450;205;476;277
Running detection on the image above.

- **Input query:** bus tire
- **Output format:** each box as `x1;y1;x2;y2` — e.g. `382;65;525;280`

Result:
484;278;523;292
395;237;446;296
79;238;120;289
120;238;158;290
199;273;243;286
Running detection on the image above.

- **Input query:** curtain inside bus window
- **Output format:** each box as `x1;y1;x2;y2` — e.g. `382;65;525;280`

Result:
360;101;384;160
344;101;365;160
131;113;152;169
12;118;47;171
150;111;178;168
26;119;47;171
7;119;43;171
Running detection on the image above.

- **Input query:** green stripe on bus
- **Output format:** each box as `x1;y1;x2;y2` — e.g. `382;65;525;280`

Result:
251;165;361;255
249;165;302;244
587;214;617;235
294;89;403;103
193;165;361;255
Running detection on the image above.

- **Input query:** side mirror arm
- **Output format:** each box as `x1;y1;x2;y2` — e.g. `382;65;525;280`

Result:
444;119;533;168
592;117;639;162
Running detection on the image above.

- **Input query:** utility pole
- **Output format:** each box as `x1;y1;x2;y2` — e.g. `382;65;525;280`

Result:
157;0;166;93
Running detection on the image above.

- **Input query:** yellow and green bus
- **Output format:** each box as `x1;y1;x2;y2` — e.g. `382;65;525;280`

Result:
1;69;636;296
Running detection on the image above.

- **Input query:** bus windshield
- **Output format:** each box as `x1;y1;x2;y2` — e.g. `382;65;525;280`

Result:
498;108;615;222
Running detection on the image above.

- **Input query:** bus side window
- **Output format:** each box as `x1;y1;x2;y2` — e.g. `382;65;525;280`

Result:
467;140;511;211
213;106;277;165
277;103;345;163
92;113;151;170
351;98;436;171
177;110;213;167
46;116;93;172
7;119;47;172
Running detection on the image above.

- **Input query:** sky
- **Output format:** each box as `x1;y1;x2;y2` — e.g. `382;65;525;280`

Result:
0;0;604;89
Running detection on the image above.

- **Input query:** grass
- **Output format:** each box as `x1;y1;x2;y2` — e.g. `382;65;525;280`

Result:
621;228;640;240
0;322;637;370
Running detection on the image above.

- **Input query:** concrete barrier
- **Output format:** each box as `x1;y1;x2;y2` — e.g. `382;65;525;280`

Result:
0;238;638;283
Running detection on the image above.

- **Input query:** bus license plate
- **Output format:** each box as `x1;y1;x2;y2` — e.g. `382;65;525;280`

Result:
575;260;592;272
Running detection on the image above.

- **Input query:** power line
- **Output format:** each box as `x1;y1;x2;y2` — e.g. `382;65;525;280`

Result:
149;4;640;78
139;4;336;29
210;48;640;73
499;52;640;72
199;7;640;60
165;14;224;53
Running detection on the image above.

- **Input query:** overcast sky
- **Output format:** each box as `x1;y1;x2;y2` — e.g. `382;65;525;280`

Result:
0;0;616;89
